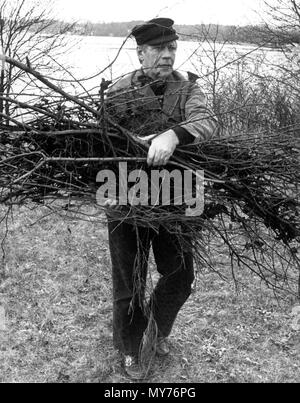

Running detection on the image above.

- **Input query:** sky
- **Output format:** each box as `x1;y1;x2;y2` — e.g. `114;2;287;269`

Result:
54;0;265;26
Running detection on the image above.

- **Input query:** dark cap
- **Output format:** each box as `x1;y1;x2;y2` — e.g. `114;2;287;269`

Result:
131;18;179;46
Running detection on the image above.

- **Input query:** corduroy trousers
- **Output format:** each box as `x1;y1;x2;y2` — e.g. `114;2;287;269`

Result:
107;218;194;357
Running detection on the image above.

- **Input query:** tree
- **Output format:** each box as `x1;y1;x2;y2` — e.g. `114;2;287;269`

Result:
0;0;75;125
257;0;300;121
257;0;300;45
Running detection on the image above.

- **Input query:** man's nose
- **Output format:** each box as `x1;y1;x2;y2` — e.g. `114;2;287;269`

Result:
160;47;172;58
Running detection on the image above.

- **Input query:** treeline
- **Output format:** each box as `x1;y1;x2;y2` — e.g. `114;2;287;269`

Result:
73;21;300;46
34;20;300;46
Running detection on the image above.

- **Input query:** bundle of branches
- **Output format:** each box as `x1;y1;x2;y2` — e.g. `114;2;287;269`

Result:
0;56;300;296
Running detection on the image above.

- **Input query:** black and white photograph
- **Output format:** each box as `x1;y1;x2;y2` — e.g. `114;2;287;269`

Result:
0;0;299;385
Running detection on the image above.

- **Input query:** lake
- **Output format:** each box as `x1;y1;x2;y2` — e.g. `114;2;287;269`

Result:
53;35;285;94
8;33;287;103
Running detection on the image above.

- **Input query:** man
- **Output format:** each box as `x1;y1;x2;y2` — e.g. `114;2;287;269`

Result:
105;18;218;380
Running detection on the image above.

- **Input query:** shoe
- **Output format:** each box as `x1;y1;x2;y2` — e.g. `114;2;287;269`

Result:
156;337;170;357
122;355;146;380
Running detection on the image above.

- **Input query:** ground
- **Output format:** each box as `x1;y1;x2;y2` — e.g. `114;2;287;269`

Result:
0;205;299;383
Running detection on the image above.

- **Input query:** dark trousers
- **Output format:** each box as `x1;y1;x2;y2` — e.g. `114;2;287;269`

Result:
107;219;194;357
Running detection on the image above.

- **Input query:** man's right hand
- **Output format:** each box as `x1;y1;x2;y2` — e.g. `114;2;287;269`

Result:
137;130;179;166
104;198;118;207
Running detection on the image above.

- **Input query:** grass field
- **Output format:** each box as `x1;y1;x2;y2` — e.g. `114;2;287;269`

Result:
0;205;299;383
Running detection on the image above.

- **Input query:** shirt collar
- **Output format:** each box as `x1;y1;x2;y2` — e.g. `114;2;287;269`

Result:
137;69;167;94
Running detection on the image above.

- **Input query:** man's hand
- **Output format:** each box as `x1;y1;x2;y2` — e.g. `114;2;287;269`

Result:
104;198;118;208
138;130;179;166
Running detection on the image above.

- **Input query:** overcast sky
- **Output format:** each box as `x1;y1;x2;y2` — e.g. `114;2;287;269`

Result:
54;0;265;25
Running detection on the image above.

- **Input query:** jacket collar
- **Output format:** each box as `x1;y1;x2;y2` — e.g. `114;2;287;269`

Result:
131;69;185;116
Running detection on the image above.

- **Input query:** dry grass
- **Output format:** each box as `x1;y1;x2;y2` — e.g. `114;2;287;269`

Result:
0;205;299;383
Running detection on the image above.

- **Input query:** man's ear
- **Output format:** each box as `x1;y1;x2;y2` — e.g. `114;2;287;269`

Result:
137;46;144;63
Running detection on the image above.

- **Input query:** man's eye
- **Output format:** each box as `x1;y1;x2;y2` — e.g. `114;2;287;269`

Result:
152;45;176;52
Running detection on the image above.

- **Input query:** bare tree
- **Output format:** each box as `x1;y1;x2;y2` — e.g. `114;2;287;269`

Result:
245;0;300;51
0;0;75;125
256;1;300;126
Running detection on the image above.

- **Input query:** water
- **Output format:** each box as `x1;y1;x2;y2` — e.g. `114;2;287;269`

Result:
51;35;284;94
8;34;286;107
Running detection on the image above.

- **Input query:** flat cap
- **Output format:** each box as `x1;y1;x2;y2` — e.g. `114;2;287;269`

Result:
131;18;179;46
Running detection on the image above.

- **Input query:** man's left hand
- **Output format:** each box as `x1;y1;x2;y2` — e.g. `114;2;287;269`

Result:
138;130;179;166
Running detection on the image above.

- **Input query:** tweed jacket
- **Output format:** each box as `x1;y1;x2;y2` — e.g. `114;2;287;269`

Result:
106;69;218;142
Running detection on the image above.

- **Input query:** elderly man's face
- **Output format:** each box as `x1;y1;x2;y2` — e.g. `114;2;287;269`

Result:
138;41;177;80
